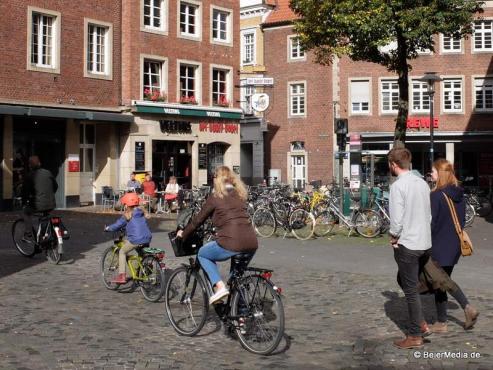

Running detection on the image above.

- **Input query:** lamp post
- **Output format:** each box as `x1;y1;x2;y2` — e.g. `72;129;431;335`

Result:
418;72;442;172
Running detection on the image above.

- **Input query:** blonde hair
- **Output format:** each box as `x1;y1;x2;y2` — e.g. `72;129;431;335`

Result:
124;205;150;221
432;158;459;191
213;166;248;201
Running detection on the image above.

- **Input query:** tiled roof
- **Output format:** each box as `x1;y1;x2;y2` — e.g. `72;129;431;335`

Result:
263;0;299;26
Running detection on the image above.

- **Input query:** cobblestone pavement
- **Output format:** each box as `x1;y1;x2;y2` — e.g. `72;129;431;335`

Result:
0;210;492;369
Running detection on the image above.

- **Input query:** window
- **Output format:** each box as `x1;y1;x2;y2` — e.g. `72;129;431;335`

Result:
212;8;230;43
212;68;229;106
291;155;306;190
442;79;462;112
179;63;199;103
473;20;493;51
474;78;493;111
87;24;108;74
240;80;255;114
84;19;113;79
143;58;166;101
242;31;255;65
289;82;306;116
381;80;399;113
28;7;60;73
350;80;370;114
442;33;461;52
80;124;95;173
143;0;166;32
412;80;430;112
289;36;305;60
179;1;200;38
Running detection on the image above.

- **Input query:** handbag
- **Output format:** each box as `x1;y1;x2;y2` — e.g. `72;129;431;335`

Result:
442;193;473;256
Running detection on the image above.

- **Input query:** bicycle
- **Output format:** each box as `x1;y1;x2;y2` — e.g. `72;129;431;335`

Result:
100;231;166;302
165;233;285;355
12;211;68;264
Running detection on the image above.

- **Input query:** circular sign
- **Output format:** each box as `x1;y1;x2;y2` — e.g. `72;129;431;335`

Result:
251;93;270;112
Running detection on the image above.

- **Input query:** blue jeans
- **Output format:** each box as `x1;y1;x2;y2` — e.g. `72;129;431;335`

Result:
198;241;240;286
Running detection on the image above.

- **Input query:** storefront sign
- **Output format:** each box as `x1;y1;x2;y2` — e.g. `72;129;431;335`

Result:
159;120;192;134
135;104;242;119
198;144;207;170
246;77;274;86
68;154;79;172
407;117;439;129
135;142;145;171
199;122;238;134
251;93;270;112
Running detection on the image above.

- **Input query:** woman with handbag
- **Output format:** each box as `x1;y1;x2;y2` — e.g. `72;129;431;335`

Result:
430;159;479;332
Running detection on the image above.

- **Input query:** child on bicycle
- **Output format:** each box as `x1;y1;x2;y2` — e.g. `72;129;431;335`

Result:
105;192;152;284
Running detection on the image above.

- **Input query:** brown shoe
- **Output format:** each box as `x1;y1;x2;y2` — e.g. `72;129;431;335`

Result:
420;321;432;337
429;322;448;333
393;335;424;349
464;305;479;330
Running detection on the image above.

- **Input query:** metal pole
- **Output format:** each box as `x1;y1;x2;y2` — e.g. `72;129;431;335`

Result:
339;150;344;222
429;92;435;172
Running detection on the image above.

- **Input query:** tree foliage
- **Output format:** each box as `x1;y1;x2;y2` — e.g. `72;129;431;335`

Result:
290;0;483;145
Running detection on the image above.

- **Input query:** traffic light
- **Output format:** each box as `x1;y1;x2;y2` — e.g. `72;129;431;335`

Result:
334;118;348;135
337;133;347;149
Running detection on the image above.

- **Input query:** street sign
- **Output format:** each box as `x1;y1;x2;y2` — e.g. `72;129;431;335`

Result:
246;77;274;86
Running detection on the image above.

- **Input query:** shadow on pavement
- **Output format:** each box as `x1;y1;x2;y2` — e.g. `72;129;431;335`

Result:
0;210;170;280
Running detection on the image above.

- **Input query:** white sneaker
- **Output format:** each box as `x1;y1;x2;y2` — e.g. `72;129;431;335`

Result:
209;287;229;305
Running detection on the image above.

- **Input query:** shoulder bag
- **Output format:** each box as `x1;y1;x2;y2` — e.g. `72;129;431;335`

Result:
442;193;473;256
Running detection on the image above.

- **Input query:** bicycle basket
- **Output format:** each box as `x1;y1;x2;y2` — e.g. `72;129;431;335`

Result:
168;231;203;257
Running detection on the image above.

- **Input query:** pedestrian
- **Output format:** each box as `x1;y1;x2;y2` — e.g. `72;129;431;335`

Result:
104;192;152;284
388;148;431;349
429;158;479;332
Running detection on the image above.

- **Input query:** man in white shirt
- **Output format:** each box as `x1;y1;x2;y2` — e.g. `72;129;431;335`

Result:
388;147;431;349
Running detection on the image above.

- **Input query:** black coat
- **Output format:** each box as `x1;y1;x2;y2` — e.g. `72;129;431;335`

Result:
430;185;465;267
23;167;58;211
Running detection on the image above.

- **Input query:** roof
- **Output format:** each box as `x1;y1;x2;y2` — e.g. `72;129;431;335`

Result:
263;0;299;27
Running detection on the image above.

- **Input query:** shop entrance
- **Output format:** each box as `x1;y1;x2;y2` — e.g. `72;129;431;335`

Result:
152;140;193;189
13;117;65;208
207;142;230;184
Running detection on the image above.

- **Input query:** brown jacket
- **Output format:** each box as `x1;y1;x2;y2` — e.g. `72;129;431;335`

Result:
182;191;258;253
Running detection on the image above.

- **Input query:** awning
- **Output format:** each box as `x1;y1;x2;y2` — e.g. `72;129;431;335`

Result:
0;104;133;123
133;101;243;120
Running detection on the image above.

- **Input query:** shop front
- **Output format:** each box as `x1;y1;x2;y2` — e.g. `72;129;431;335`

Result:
126;102;243;189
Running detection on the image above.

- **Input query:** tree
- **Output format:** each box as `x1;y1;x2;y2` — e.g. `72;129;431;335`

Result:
290;0;483;147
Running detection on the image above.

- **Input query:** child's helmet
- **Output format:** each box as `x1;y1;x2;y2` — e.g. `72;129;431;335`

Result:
120;192;140;207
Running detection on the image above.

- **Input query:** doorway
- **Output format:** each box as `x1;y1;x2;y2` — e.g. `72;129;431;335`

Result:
152;140;193;189
207;142;229;184
291;154;306;190
240;143;253;185
79;123;95;204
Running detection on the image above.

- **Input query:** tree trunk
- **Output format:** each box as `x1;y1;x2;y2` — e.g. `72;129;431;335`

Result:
394;31;409;149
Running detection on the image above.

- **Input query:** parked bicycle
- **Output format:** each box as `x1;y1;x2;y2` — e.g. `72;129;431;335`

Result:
100;231;166;302
12;211;68;264
165;233;285;355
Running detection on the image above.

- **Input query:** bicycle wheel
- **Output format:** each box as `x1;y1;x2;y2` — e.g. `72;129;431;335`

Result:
231;275;285;355
354;209;382;238
12;219;36;257
252;208;276;238
289;208;315;240
45;238;62;264
476;196;492;217
101;246;120;290
165;266;209;336
313;210;336;237
139;256;166;302
464;202;475;227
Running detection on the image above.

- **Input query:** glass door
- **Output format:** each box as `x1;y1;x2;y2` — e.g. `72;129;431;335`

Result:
291;155;306;189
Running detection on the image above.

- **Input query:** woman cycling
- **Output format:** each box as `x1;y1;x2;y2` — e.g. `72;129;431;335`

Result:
177;166;258;304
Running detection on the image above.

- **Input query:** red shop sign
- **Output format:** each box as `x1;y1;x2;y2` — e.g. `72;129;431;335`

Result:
68;161;80;172
199;122;238;134
407;117;439;129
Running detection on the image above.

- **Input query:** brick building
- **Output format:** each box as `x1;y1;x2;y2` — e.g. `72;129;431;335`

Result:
0;0;130;209
122;0;243;189
262;0;334;188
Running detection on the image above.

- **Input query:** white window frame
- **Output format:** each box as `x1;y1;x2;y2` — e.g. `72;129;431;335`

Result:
288;152;307;190
411;79;431;113
84;19;113;80
141;0;168;35
349;79;371;115
178;0;202;41
27;6;61;74
240;79;256;115
440;33;462;54
441;77;463;114
288;81;307;118
241;29;256;66
379;79;400;114
140;54;168;101
288;35;306;61
210;64;233;107
210;5;233;47
473;76;493;112
177;59;202;104
473;19;493;52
